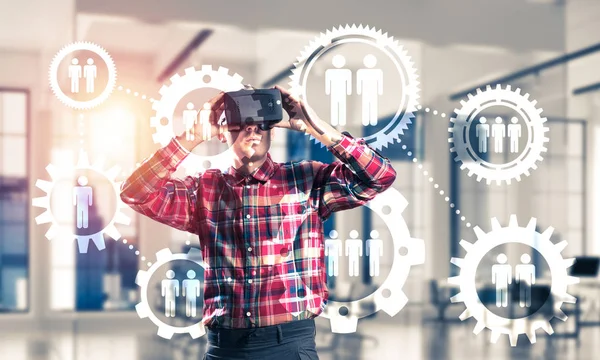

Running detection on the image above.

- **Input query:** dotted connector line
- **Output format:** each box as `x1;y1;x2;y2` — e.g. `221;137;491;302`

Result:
401;105;471;229
116;85;156;104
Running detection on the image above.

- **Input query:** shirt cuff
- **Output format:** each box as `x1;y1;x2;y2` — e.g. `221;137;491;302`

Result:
159;137;191;171
327;131;389;162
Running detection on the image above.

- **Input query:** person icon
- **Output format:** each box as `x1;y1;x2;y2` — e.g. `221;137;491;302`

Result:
325;55;352;126
345;230;363;277
161;270;179;317
325;230;343;277
475;117;490;153
357;54;384;126
516;253;536;308
199;102;212;141
73;176;93;229
182;269;201;317
491;116;506;153
366;230;383;276
68;58;82;93
507;117;522;153
183;102;198;141
492;253;512;308
83;58;97;93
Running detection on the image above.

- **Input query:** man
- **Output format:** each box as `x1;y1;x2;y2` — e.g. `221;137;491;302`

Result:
120;85;397;359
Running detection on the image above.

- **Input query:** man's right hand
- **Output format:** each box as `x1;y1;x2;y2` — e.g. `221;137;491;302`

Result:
176;92;227;152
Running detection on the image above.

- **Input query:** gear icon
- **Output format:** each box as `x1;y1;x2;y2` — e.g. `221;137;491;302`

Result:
135;248;208;339
288;24;420;151
278;187;425;333
448;215;579;346
449;84;550;185
32;150;130;253
48;41;117;110
150;65;245;175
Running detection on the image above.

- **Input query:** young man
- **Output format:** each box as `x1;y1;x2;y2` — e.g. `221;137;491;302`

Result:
120;86;397;359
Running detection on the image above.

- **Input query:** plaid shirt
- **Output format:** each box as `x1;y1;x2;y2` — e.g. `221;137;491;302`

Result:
120;132;396;329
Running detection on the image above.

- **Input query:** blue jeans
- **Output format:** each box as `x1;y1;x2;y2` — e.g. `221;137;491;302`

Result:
204;319;320;360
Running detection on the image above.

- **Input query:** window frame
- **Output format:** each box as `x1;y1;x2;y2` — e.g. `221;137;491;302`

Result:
0;87;31;313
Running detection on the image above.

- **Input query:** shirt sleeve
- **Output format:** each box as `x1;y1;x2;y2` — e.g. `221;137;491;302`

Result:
312;132;397;220
120;138;201;234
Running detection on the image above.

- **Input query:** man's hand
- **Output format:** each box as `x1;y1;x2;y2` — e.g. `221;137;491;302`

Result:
272;85;342;146
176;92;228;152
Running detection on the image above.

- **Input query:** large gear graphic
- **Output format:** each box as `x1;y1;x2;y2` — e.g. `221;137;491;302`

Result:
32;150;130;253
448;215;579;346
449;84;550;185
150;65;245;175
48;41;117;110
278;187;425;333
289;24;420;150
135;248;208;339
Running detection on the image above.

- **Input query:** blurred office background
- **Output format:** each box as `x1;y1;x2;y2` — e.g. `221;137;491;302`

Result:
1;0;600;358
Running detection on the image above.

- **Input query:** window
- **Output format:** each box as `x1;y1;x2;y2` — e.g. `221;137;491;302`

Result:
0;89;29;312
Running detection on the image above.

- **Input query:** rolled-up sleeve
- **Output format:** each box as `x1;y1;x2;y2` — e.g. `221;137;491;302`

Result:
311;132;397;220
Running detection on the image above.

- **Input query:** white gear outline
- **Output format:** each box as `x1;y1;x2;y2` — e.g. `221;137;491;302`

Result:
150;65;245;175
48;41;117;110
449;84;550;185
135;248;208;339
277;187;425;333
289;24;420;151
448;215;579;346
31;150;131;253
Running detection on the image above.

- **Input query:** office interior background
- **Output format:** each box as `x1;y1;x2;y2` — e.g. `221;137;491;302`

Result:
1;0;600;359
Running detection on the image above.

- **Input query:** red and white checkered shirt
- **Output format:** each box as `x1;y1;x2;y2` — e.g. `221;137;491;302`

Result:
120;133;396;329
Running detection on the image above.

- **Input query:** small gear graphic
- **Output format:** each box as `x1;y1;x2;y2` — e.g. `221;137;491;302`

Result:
32;150;130;253
278;187;425;333
448;215;579;346
48;41;117;110
289;24;420;150
449;84;550;185
150;65;245;175
135;248;208;339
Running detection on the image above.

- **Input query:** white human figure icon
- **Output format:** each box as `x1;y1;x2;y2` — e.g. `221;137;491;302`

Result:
83;58;97;93
516;253;536;308
68;58;82;93
325;230;342;277
346;230;363;277
325;55;352;126
161;270;179;317
491;117;506;153
73;176;93;229
199;102;212;141
183;102;198;141
492;253;512;308
475;117;490;153
357;54;384;126
182;269;201;317
507;117;522;153
366;230;383;277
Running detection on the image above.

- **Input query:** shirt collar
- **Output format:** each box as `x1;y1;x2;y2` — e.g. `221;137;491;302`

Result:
225;152;277;185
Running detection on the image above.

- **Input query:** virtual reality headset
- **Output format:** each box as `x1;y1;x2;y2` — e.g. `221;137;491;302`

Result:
222;88;283;131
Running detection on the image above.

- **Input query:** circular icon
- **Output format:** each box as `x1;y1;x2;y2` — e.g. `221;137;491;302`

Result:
150;65;245;175
135;248;208;339
289;24;420;150
31;150;130;253
448;215;579;346
276;187;425;333
449;84;549;185
49;41;117;110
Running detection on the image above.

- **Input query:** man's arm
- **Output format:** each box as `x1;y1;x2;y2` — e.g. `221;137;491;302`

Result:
120;136;202;234
312;132;397;220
